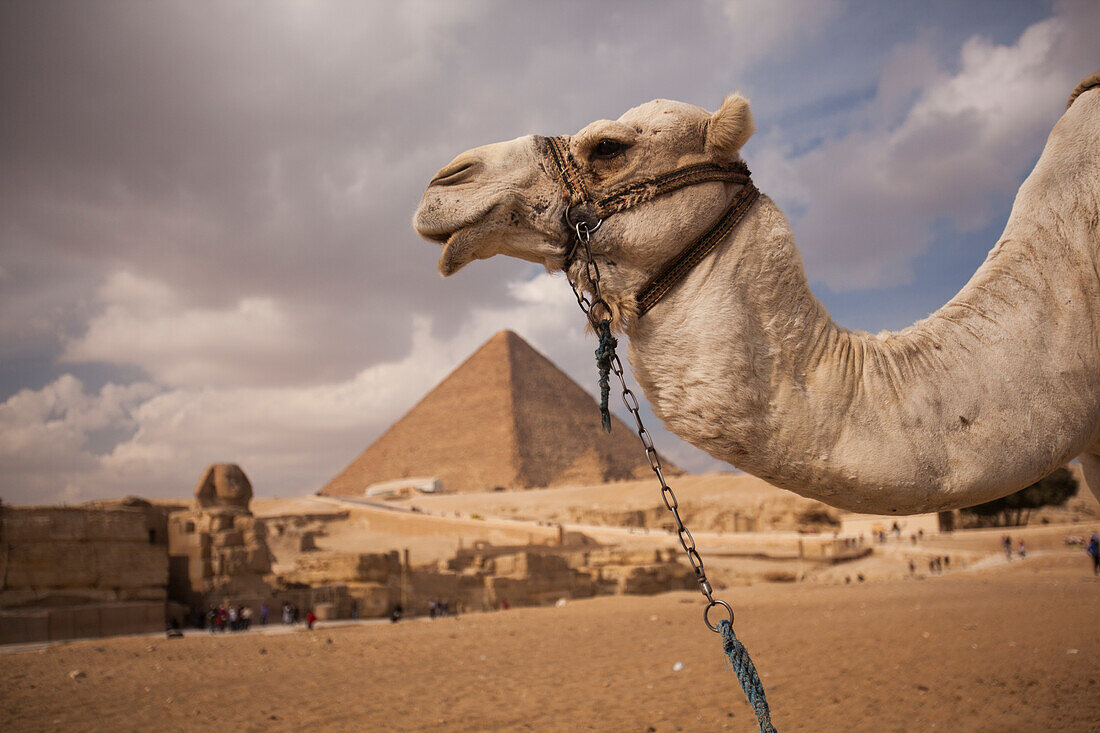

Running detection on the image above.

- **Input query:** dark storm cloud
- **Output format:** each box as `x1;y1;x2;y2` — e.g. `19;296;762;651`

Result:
0;1;749;391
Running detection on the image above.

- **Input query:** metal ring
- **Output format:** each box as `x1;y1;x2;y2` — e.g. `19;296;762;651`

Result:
704;599;734;633
565;210;603;234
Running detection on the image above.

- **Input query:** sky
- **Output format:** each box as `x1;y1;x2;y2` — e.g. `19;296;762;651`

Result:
1;0;1097;504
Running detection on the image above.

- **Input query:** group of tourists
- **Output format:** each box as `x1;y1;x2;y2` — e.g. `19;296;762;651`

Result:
205;603;255;633
187;601;321;632
1001;535;1027;560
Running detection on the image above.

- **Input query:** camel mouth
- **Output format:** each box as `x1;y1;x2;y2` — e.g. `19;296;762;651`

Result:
437;227;484;276
422;228;452;245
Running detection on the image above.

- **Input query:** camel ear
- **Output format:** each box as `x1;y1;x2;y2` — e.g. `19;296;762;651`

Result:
705;93;754;160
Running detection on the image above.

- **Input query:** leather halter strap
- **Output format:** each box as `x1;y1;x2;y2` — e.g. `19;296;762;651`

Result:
636;181;758;317
536;134;758;317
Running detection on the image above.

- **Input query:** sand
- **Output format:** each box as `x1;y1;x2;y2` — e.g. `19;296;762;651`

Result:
3;553;1097;732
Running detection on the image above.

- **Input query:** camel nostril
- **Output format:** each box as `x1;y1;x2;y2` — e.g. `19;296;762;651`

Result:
431;159;481;186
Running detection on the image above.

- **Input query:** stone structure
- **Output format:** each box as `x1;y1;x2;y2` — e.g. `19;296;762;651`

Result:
0;502;170;643
272;535;696;620
167;464;274;606
321;330;680;495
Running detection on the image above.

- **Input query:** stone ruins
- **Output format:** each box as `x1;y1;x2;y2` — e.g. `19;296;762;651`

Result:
0;499;171;644
167;464;274;607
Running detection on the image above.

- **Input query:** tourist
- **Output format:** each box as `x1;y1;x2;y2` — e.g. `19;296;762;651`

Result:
306;609;316;631
282;602;292;625
241;605;253;631
207;605;218;634
390;603;403;623
228;605;238;631
1086;533;1099;575
1003;535;1012;560
1017;540;1026;559
260;602;269;626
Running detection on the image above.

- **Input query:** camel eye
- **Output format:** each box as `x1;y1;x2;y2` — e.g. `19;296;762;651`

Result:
593;139;626;159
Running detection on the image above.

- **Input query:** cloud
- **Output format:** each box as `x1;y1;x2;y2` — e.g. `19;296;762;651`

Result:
63;271;302;388
0;375;159;502
756;0;1100;290
708;0;844;63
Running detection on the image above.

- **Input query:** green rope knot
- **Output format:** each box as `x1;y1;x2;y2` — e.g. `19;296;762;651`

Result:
594;320;617;433
718;619;777;733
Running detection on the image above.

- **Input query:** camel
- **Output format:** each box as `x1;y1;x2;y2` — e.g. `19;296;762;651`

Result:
414;72;1100;515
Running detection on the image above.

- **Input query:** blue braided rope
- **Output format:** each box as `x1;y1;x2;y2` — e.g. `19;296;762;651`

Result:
594;321;617;433
718;620;777;733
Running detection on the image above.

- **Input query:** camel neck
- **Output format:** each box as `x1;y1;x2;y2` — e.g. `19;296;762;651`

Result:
625;185;1099;513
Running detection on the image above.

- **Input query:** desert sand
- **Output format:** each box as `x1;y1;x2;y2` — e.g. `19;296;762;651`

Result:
3;552;1097;732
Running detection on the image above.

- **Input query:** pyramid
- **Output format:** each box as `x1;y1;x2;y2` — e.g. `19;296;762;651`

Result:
320;330;679;495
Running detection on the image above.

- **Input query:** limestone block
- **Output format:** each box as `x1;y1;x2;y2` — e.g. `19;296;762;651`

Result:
83;511;148;542
209;514;236;532
117;586;169;602
71;605;102;638
0;589;39;607
0;610;50;644
211;530;244;547
99;603;162;638
2;588;122;607
245;546;273;575
4;541;97;588
213;546;253;577
92;542;168;589
347;583;392;618
189;559;214;584
1;509;87;543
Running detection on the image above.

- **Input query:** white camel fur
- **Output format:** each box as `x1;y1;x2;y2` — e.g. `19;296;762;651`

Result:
414;72;1100;515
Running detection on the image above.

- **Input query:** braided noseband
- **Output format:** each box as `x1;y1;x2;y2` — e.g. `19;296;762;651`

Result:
535;134;758;318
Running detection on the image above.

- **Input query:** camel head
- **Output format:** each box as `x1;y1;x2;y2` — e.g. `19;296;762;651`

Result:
414;94;755;327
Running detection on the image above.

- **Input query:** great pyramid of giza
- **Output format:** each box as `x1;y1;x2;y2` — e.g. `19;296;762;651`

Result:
320;330;679;495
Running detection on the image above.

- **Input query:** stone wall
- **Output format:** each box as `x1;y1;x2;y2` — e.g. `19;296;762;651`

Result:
0;602;165;645
0;505;168;609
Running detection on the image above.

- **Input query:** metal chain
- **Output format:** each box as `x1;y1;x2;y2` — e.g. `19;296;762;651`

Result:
566;219;734;633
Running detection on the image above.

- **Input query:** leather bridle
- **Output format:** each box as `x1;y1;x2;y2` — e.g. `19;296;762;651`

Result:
534;134;760;319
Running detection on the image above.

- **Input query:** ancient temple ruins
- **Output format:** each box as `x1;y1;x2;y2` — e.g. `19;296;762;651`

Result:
321;330;678;495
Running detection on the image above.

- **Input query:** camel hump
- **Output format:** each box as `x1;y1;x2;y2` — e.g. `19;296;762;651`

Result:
1067;70;1100;110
